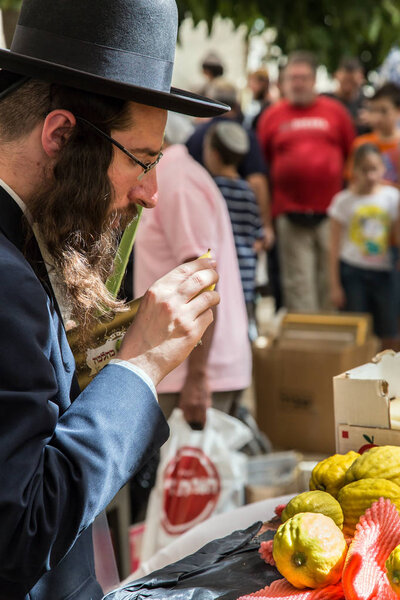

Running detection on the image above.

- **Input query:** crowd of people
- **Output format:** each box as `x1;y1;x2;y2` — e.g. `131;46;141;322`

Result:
145;49;400;350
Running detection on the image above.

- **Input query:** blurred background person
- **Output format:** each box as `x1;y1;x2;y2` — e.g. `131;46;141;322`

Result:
329;143;400;348
347;82;400;184
203;121;264;341
275;62;287;101
197;51;225;96
243;67;271;130
119;115;195;303
257;50;356;312
324;57;371;135
134;112;252;428
186;78;274;252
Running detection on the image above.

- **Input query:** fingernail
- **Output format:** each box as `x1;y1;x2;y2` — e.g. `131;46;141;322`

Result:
209;259;217;268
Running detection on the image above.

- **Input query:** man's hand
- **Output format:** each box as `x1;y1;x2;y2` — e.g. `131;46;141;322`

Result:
116;257;219;387
179;373;211;428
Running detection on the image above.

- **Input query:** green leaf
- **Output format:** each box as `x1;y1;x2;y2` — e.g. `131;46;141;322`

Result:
368;11;383;43
0;0;22;8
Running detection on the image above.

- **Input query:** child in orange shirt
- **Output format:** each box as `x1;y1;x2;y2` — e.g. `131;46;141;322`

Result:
347;83;400;182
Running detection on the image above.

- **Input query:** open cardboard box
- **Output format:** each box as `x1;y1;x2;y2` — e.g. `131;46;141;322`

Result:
334;351;400;453
254;312;378;455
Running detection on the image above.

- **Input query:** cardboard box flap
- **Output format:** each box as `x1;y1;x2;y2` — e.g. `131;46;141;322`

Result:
345;362;378;379
344;352;400;398
334;375;390;429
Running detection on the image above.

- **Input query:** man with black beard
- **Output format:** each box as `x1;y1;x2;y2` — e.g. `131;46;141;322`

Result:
0;0;227;599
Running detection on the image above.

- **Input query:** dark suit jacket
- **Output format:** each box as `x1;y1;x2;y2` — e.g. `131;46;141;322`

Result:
0;186;169;599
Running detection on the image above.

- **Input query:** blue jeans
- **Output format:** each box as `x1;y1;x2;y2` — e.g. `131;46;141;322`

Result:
340;261;398;338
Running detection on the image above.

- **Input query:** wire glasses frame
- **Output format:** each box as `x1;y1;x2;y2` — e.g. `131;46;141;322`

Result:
75;116;163;181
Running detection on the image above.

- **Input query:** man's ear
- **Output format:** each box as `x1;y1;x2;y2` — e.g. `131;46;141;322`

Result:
41;110;76;158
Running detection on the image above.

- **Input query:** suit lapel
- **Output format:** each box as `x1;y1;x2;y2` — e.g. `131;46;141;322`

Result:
0;184;83;398
0;184;25;250
0;184;63;321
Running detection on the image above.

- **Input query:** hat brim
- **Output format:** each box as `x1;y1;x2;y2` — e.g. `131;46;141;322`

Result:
0;48;230;117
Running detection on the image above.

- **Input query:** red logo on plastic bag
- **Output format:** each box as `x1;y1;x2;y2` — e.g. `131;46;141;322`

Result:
162;446;221;535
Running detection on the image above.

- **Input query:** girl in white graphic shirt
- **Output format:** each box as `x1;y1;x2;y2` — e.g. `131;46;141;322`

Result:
329;143;400;347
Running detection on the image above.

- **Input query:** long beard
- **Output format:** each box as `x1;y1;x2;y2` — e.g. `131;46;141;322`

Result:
26;176;136;340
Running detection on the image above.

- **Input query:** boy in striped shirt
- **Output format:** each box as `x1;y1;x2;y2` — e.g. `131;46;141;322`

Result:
204;121;264;339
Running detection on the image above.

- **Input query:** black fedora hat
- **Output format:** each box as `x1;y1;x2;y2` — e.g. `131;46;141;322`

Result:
0;0;229;118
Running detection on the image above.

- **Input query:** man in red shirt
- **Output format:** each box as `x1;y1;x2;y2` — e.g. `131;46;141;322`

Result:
258;51;355;311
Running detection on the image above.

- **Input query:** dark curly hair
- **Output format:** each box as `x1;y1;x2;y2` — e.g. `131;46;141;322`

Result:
0;78;135;341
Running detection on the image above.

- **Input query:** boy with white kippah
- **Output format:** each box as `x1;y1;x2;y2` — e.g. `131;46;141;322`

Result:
204;120;264;339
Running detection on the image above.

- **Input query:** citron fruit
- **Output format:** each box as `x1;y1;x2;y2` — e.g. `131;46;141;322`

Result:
309;451;359;498
337;478;400;536
344;445;400;488
198;249;215;292
281;490;344;529
272;512;347;589
386;544;400;595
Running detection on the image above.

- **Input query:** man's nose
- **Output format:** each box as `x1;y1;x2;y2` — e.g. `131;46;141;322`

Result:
132;168;158;209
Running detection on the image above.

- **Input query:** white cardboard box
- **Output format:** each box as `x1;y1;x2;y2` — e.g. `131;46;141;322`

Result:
334;351;400;453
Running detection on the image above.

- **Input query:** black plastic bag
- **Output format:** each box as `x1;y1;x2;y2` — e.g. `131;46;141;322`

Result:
104;522;281;600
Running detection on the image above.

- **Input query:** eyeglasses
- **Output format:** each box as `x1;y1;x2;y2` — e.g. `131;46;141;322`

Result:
75;116;163;181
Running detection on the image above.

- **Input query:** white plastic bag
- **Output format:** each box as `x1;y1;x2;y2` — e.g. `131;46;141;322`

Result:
141;407;253;562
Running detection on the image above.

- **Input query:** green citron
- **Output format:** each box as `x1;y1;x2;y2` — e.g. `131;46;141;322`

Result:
272;512;347;589
337;478;400;535
281;491;344;529
344;445;400;488
386;544;400;595
309;451;359;498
